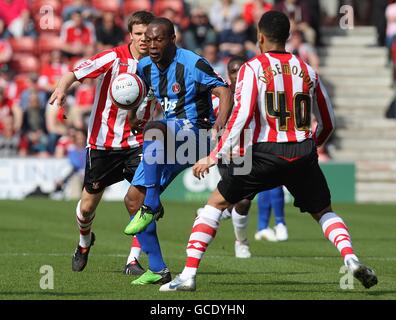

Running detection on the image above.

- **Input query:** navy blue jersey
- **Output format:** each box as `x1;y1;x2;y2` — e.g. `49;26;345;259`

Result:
137;48;228;128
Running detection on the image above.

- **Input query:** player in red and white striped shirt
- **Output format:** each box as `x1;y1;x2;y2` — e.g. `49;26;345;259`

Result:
160;11;377;292
49;11;157;275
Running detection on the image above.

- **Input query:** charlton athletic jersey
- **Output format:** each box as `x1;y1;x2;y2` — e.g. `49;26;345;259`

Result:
137;48;228;129
211;51;335;160
73;44;157;150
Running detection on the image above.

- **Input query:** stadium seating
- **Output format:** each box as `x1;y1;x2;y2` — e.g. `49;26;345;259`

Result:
153;0;184;17
123;0;152;14
91;0;120;13
11;54;40;73
38;34;63;54
9;37;36;55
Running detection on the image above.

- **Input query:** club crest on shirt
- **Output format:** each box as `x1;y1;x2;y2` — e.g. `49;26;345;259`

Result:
92;182;100;190
172;82;181;94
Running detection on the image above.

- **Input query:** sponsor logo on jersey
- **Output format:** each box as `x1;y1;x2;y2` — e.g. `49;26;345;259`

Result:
161;97;178;112
74;59;93;71
92;182;100;190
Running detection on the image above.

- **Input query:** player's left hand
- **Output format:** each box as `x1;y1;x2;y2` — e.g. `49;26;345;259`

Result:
193;156;217;179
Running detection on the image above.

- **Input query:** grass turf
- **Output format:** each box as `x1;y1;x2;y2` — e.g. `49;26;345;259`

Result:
0;199;395;300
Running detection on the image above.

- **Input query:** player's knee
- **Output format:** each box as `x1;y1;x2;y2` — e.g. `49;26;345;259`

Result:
234;199;251;215
311;205;333;222
79;200;96;216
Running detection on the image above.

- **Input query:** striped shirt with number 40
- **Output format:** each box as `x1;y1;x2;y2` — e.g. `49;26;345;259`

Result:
210;51;335;160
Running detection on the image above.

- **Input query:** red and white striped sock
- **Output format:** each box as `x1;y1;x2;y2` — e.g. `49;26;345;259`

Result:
319;212;358;265
180;205;222;279
76;200;95;248
127;236;142;264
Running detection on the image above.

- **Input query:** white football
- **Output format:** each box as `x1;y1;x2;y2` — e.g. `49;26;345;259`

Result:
110;73;147;110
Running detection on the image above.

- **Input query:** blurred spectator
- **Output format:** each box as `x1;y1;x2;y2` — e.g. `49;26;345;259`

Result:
319;0;339;26
38;50;70;99
51;127;86;199
202;43;227;79
0;0;29;38
274;0;316;45
21;11;37;38
304;0;321;46
385;96;396;119
184;7;217;54
0;18;11;39
45;99;70;154
0;35;12;70
287;30;320;72
55;126;75;158
0;86;22;133
218;16;256;58
19;73;48;112
161;6;184;31
62;0;99;22
209;0;241;33
69;78;94;130
386;1;396;55
21;90;49;157
243;0;273;26
371;0;388;47
21;90;47;134
60;10;96;58
0;115;28;157
96;11;124;51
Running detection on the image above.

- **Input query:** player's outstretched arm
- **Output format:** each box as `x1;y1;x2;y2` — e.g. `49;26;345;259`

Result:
212;86;233;136
49;71;78;108
313;76;335;147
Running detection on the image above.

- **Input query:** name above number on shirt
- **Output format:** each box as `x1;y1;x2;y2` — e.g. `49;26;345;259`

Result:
265;92;311;132
259;64;314;89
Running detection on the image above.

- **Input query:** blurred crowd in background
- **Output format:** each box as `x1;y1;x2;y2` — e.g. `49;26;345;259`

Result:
0;0;395;161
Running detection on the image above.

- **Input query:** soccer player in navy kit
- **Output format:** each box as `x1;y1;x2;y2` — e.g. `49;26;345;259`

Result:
123;18;233;285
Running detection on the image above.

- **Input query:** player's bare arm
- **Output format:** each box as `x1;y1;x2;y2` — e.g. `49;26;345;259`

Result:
211;86;233;135
49;71;79;107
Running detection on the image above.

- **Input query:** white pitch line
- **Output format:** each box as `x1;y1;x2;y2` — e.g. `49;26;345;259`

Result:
1;253;396;261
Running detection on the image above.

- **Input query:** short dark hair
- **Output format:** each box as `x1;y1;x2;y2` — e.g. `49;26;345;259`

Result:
150;17;175;36
127;11;155;33
227;55;246;68
258;11;290;45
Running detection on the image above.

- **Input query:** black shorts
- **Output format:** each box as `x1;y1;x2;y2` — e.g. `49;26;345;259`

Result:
217;161;229;179
218;139;331;214
84;147;142;194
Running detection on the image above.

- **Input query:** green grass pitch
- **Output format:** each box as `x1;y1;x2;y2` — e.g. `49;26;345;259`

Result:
0;199;395;300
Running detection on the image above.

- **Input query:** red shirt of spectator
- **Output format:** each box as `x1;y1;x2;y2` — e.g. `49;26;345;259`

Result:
60;11;95;47
0;96;13;131
0;0;28;27
39;64;69;88
39;55;69;92
0;39;12;68
243;1;273;25
75;83;95;109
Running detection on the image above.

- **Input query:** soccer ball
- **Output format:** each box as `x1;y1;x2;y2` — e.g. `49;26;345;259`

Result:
110;73;147;110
